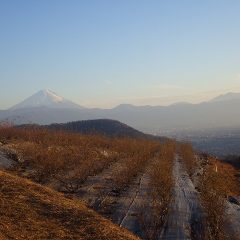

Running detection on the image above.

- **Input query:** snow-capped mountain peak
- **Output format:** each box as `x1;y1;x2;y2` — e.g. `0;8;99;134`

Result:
10;89;83;110
40;89;64;103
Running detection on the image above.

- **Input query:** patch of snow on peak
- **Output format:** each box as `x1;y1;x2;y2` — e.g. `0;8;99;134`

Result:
10;89;84;110
42;89;64;103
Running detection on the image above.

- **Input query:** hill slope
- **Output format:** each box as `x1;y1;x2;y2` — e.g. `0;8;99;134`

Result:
47;119;149;138
0;169;139;240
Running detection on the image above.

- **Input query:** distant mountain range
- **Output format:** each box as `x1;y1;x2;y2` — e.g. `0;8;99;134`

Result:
210;92;240;103
1;89;240;134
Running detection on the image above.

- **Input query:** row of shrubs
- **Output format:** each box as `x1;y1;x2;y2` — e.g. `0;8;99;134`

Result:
0;126;161;194
139;140;176;240
4;127;237;239
179;142;239;240
111;140;161;193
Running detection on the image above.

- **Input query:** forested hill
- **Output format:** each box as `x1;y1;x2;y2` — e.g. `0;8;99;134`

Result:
47;119;149;138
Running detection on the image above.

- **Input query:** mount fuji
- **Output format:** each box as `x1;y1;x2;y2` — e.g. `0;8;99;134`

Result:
10;89;84;110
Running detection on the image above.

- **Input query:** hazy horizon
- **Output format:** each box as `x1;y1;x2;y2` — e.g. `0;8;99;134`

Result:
1;1;240;109
2;88;240;110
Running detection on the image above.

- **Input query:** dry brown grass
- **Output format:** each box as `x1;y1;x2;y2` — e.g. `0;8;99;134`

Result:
213;158;240;196
179;142;196;178
0;169;139;240
198;155;236;240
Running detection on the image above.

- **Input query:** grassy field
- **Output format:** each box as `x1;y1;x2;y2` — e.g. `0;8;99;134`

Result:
0;169;139;240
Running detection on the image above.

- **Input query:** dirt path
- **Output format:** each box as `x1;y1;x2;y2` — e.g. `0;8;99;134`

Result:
159;156;204;240
76;156;153;238
114;170;151;238
76;158;126;208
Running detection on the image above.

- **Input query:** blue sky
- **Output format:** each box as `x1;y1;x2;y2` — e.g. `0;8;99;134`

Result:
0;0;240;109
